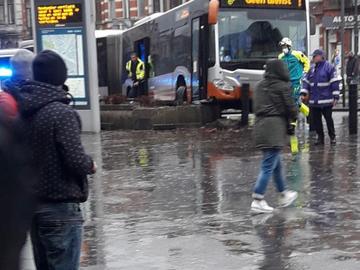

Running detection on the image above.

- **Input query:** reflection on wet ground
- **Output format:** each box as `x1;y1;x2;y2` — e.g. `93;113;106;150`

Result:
80;113;360;270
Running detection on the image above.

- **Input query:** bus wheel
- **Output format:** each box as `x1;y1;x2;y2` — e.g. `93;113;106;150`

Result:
175;86;187;106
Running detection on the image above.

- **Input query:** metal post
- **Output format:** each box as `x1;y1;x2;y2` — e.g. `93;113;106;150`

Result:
355;0;359;56
241;84;250;126
160;0;164;12
350;0;359;134
148;0;154;14
124;0;130;18
341;0;346;107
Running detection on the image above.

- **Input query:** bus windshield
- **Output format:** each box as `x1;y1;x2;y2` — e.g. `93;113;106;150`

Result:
218;9;307;69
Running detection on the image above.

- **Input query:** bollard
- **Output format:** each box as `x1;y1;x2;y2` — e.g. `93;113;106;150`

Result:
241;83;250;126
349;83;358;134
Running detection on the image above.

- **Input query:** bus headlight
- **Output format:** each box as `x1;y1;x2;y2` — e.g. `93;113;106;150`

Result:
213;79;234;91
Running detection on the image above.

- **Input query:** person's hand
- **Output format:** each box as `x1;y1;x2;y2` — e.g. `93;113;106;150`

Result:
133;81;139;86
333;99;338;107
92;162;97;174
287;122;297;136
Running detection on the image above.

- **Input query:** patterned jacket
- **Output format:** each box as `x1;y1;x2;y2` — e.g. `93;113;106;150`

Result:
18;81;94;203
301;60;341;107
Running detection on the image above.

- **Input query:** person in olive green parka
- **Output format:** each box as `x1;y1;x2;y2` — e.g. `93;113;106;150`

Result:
251;59;299;214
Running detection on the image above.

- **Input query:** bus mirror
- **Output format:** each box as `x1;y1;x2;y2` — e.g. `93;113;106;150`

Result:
310;15;316;35
208;0;219;25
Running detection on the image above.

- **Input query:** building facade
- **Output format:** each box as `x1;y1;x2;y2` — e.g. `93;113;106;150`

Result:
96;0;189;29
310;0;360;60
0;0;189;48
0;0;32;49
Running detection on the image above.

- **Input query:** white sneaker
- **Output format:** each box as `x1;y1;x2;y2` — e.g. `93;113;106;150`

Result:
280;190;298;208
251;200;274;214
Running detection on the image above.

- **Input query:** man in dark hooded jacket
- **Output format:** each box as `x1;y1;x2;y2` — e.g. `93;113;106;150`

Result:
251;60;299;214
19;50;96;270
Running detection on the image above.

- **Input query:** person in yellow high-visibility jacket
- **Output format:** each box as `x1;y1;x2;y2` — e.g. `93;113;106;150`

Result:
126;52;145;98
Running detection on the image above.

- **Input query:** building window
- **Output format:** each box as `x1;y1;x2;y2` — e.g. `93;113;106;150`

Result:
326;0;340;9
7;0;15;24
26;2;31;28
153;0;160;12
95;0;102;24
0;0;5;24
164;0;183;11
170;0;183;9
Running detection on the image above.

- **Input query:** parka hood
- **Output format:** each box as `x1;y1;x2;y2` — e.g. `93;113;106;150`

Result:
264;60;290;82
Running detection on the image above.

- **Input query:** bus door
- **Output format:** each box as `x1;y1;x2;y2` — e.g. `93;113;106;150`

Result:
134;38;150;95
191;16;208;101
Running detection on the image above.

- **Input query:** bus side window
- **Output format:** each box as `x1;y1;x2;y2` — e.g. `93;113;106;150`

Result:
155;30;173;76
173;24;191;71
208;25;216;67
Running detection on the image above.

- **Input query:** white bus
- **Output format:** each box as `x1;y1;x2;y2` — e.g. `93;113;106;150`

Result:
115;0;314;105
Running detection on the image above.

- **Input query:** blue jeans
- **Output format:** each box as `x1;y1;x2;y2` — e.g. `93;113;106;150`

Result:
253;149;286;199
30;203;84;270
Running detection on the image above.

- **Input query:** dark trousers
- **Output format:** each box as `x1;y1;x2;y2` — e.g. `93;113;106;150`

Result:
31;203;83;270
311;106;336;140
128;81;146;98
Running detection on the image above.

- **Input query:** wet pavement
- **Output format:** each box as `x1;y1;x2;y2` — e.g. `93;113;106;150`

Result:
23;112;360;270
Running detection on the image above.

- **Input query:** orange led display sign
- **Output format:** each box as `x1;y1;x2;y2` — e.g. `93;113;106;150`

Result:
220;0;305;9
37;4;82;26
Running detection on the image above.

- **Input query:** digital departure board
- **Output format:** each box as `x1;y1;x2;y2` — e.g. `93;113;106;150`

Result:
33;0;101;131
220;0;305;9
34;0;90;108
36;3;82;26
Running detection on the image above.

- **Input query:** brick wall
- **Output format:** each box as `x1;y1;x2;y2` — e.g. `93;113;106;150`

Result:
310;0;358;57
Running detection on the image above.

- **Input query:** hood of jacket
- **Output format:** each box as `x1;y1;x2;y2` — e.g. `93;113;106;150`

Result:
18;81;70;117
264;59;290;82
2;78;29;101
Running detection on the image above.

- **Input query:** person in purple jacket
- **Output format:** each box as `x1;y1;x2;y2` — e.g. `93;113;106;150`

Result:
301;49;341;145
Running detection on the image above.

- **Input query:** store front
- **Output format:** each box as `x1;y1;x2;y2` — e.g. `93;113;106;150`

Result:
322;14;360;59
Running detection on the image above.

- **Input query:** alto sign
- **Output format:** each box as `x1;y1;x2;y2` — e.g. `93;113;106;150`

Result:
322;15;360;29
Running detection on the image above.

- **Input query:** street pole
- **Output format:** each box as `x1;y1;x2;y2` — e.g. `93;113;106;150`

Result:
148;0;154;14
341;0;346;107
160;0;164;12
349;0;359;134
355;0;359;56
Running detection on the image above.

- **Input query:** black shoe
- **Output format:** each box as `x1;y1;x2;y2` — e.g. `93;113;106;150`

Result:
315;139;324;146
330;138;337;145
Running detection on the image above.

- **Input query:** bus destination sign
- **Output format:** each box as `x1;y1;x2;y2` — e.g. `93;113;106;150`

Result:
220;0;305;9
37;4;82;26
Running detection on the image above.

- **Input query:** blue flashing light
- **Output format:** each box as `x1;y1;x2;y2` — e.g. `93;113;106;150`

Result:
0;67;12;77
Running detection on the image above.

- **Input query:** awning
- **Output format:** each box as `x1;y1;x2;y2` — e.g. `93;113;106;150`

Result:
322;15;360;30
